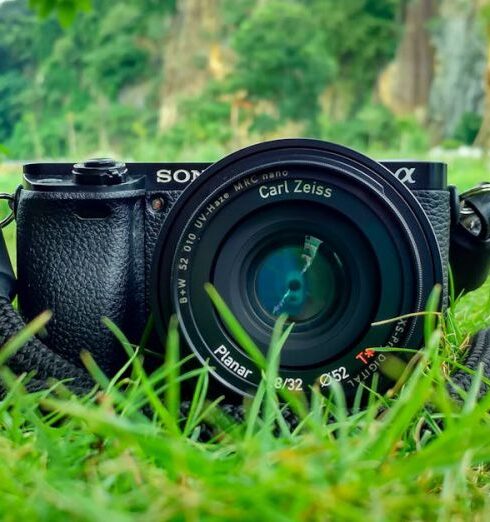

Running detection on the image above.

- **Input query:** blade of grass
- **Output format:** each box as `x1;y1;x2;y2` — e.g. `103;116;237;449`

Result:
102;317;180;436
205;283;266;370
164;315;180;422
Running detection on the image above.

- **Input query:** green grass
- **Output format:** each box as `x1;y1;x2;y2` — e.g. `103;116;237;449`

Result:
0;157;488;521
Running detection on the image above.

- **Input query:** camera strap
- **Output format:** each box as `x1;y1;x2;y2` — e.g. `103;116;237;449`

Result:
0;190;488;401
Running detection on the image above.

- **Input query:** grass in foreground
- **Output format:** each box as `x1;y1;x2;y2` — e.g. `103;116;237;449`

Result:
0;280;488;521
0;156;488;520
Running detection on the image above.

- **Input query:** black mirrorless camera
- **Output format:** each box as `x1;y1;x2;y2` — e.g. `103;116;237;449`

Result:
13;139;490;399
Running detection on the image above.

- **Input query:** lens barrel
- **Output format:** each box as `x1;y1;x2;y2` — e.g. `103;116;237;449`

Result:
151;139;443;399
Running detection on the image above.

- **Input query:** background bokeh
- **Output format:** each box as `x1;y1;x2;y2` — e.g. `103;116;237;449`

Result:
0;0;487;333
1;0;490;165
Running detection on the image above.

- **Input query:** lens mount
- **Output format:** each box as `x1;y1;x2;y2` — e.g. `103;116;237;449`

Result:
151;139;443;399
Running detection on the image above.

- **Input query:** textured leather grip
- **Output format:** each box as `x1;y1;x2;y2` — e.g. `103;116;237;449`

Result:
413;189;451;306
16;189;146;376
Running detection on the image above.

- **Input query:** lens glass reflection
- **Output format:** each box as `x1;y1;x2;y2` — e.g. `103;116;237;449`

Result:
254;235;344;323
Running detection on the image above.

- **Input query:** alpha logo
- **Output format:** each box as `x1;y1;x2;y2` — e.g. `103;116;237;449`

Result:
394;167;416;184
156;169;202;184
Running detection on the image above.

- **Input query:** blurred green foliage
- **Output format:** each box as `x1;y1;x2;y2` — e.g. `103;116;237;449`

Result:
0;0;414;159
0;0;463;161
453;112;484;145
231;0;336;125
28;0;91;26
0;0;175;158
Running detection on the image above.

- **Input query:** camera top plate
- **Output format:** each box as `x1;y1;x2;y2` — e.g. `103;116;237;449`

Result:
22;162;210;192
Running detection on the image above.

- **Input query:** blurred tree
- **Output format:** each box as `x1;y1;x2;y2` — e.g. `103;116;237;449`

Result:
377;0;437;119
3;0;488;158
230;0;401;131
476;1;490;150
454;111;483;145
428;0;486;142
232;0;336;125
158;0;222;132
0;0;173;157
314;0;402;116
28;0;91;26
0;1;36;143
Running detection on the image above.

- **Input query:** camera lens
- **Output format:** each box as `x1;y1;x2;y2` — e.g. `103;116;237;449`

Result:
211;202;377;368
253;236;344;324
152;139;444;399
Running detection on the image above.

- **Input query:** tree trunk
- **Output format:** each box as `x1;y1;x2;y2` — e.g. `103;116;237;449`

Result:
475;1;490;149
428;0;486;141
377;0;438;119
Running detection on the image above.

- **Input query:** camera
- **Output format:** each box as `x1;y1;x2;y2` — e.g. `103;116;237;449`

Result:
14;139;490;399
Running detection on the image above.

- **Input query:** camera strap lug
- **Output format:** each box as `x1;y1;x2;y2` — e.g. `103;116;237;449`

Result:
0;192;15;229
458;182;490;240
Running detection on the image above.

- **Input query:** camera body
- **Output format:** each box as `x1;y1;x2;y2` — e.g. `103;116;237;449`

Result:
16;160;206;375
15;149;447;375
15;140;486;399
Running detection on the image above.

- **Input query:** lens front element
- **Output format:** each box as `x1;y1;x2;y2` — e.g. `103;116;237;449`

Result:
254;236;345;324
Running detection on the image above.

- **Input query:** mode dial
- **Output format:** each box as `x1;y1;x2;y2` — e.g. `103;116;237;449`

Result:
72;158;128;185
